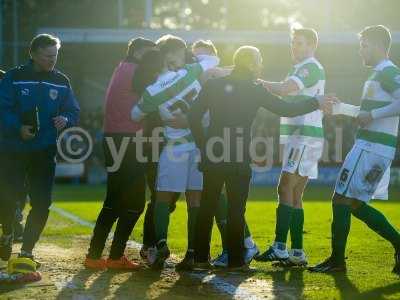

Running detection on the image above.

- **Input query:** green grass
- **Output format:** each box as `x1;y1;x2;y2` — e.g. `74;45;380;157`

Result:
48;184;400;299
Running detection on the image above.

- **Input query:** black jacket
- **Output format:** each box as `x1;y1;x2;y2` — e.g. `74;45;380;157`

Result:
188;68;320;172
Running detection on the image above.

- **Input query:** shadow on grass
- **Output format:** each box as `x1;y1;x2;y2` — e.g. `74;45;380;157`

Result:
331;272;400;300
255;267;305;299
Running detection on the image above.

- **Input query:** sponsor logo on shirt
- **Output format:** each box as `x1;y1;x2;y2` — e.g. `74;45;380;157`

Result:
159;73;181;89
299;68;309;78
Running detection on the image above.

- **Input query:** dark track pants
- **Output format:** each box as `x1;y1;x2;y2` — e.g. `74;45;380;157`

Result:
0;147;56;253
194;167;251;267
87;135;146;260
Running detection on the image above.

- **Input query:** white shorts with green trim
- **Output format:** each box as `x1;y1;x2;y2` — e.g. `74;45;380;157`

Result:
281;143;323;179
334;145;391;202
157;147;203;193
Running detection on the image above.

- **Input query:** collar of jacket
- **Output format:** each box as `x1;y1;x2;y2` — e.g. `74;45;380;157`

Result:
24;59;56;75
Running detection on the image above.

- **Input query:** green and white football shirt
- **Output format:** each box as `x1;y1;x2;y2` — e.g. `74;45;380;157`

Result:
356;59;400;159
280;57;325;148
132;55;219;151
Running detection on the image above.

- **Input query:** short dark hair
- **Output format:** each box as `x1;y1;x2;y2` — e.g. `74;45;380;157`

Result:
292;28;318;47
29;34;60;55
132;48;163;96
126;37;155;61
359;25;392;53
156;35;187;56
192;40;218;55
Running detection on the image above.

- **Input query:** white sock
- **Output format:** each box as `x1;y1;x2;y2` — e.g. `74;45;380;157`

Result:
273;241;287;250
244;237;255;249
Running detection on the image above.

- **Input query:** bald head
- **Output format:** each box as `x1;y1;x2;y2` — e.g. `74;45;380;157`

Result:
233;46;263;77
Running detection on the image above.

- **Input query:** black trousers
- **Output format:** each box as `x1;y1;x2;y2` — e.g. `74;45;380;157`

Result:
0;152;17;235
194;166;251;267
87;135;146;259
0;147;56;253
142;161;158;248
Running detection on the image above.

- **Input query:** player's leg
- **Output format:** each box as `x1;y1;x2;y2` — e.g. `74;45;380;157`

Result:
286;144;321;266
151;192;174;268
310;146;397;273
287;174;308;266
21;147;56;264
309;145;361;273
351;198;400;274
176;148;203;270
256;171;297;262
243;212;259;265
213;191;259;267
151;148;188;269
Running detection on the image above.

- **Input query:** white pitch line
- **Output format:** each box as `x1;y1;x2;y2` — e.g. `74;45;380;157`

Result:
50;205;265;300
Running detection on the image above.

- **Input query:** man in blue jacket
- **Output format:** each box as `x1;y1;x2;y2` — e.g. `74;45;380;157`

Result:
0;34;80;264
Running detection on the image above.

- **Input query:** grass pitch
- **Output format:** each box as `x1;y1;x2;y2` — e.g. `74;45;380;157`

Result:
2;184;400;299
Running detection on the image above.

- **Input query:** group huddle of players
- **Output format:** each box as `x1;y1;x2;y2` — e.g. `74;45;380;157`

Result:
82;24;400;274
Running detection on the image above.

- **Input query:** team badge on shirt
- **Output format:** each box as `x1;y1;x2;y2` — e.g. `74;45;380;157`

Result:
21;88;30;96
49;88;58;100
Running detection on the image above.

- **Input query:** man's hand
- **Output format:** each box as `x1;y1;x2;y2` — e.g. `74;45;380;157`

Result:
53;116;68;130
256;79;271;92
165;113;189;129
20;125;35;140
356;111;373;127
317;94;340;115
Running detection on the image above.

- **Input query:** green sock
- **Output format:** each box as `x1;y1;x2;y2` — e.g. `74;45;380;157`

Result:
275;203;294;244
215;192;228;251
352;203;400;250
187;206;199;251
331;204;351;263
290;208;304;249
154;201;170;247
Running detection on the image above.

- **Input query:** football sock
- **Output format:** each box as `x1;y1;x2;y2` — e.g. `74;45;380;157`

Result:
244;222;255;249
154;201;170;248
331;204;351;263
352;203;400;250
275;203;293;244
244;236;255;249
290;208;304;250
187;206;199;251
